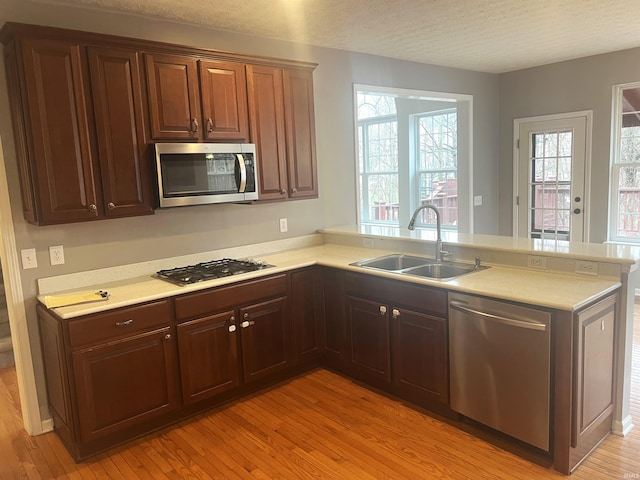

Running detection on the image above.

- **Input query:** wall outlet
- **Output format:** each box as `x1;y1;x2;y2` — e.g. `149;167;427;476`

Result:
575;260;598;275
21;248;37;269
49;245;65;265
527;255;547;269
279;218;288;233
473;195;483;206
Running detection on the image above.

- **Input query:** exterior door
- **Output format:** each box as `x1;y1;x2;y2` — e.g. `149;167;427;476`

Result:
515;114;590;241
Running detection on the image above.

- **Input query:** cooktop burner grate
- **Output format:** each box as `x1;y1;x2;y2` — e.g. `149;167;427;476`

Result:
156;258;274;286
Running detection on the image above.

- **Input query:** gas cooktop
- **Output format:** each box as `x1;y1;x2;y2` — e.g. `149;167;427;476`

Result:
156;258;274;286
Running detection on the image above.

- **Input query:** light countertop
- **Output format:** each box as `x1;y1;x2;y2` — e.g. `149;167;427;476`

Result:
39;243;622;319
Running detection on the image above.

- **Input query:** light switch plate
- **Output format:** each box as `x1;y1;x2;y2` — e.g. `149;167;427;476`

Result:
279;218;288;233
21;248;37;269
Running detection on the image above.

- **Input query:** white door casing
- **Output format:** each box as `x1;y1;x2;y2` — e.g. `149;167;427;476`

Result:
513;112;592;242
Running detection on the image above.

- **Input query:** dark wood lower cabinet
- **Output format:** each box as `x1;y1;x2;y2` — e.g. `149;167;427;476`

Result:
392;308;448;407
346;295;391;384
36;266;619;474
239;296;290;384
72;326;178;443
290;268;325;364
176;310;239;406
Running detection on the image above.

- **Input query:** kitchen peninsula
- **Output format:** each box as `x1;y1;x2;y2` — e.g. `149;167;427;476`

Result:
35;228;638;474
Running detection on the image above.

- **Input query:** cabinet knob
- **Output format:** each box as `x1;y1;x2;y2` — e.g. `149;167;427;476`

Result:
379;305;387;315
206;118;214;133
88;204;97;213
164;333;171;341
230;316;235;323
107;202;115;210
291;188;298;194
191;118;199;133
392;308;400;319
281;189;287;195
244;313;249;320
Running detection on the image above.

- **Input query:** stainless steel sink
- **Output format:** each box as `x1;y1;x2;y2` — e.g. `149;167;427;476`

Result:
351;254;434;271
350;253;486;280
401;263;477;280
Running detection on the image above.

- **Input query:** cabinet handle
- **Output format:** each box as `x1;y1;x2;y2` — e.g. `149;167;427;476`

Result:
379;305;387;315
281;189;287;195
291;188;298;194
88;204;97;213
206;118;214;133
107;202;115;210
392;308;400;319
164;333;171;341
190;118;199;133
115;319;133;327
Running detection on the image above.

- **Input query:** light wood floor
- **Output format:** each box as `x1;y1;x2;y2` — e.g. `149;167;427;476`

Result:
1;310;639;480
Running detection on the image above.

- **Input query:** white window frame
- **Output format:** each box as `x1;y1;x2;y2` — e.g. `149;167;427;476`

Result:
609;82;640;244
353;84;474;233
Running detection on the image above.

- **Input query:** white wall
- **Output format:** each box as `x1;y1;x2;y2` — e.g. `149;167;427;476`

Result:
0;0;499;419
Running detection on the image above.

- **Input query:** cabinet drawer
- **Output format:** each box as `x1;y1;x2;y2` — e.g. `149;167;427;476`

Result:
344;272;447;317
68;300;171;348
175;274;287;321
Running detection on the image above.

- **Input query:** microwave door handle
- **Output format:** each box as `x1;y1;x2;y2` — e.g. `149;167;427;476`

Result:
236;154;247;193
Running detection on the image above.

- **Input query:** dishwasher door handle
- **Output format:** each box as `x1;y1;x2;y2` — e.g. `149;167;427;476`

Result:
450;302;547;331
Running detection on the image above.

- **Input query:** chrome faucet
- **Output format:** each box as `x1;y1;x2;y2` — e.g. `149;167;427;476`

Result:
408;204;448;262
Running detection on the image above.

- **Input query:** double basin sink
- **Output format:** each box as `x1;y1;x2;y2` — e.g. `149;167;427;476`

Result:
350;254;487;280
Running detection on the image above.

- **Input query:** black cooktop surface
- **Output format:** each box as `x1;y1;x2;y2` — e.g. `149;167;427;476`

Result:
156;258;274;286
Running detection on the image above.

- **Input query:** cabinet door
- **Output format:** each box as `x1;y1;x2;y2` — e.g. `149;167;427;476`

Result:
572;294;617;449
199;60;249;141
20;38;99;224
392;308;448;406
145;53;200;140
283;68;318;199
88;46;153;218
323;268;347;368
290;268;325;363
346;296;391;384
239;296;290;384
176;311;240;406
72;327;178;443
246;65;288;200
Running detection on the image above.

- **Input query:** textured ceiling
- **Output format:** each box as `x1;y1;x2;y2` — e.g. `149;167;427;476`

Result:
30;0;640;73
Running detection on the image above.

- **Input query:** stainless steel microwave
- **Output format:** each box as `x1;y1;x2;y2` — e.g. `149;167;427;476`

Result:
154;143;258;208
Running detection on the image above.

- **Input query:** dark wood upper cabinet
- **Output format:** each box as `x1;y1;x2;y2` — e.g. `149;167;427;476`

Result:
144;52;200;140
1;22;318;224
145;54;250;142
1;25;154;225
199;60;249;142
246;64;288;200
14;37;100;224
283;69;318;199
88;46;153;218
247;65;318;201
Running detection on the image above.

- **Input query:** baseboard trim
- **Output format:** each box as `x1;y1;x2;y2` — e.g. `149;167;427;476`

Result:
612;415;634;436
40;417;54;434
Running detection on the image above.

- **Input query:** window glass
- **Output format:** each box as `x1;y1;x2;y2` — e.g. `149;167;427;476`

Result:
354;86;472;232
611;85;640;242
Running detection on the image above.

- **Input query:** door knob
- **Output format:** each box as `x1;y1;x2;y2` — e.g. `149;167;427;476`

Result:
573;208;581;214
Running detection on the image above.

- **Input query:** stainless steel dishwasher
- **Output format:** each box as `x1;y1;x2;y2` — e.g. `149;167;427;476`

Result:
449;292;551;451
